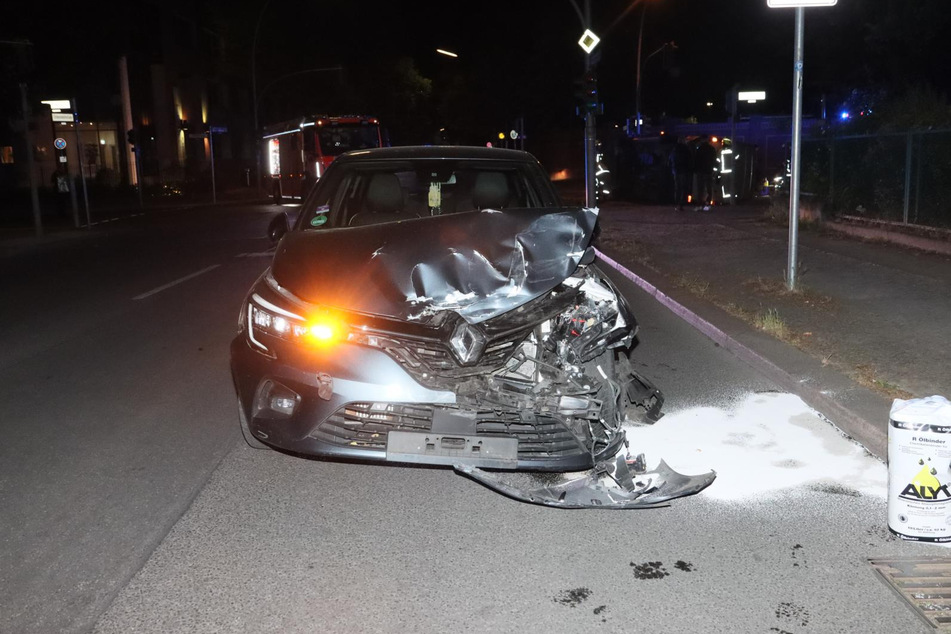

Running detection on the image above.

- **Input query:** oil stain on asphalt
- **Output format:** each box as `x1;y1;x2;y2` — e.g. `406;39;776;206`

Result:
630;561;670;579
553;587;592;608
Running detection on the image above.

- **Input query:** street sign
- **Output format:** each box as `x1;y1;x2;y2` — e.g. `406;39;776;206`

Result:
52;112;74;122
578;29;600;54
41;99;71;111
53;137;67;150
738;90;766;103
767;0;836;6
210;126;228;134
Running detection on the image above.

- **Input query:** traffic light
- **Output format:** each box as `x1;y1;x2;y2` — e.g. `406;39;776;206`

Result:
126;129;136;149
583;71;598;113
574;71;600;116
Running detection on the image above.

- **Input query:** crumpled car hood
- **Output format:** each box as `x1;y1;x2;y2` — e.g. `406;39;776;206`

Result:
270;207;597;323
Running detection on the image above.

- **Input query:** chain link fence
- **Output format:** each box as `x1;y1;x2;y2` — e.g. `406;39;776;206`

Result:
802;128;951;228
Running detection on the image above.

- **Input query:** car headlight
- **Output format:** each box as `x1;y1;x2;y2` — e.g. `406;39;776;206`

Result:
245;293;344;353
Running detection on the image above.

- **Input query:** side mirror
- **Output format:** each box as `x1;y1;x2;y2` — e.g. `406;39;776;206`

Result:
267;212;289;243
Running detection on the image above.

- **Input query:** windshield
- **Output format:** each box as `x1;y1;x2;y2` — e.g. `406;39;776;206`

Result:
316;125;380;155
299;158;561;230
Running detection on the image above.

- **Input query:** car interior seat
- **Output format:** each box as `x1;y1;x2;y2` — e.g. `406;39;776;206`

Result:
471;172;511;210
349;173;412;226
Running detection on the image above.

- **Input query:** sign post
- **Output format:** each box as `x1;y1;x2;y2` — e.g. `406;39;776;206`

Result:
207;126;227;205
767;0;838;291
578;25;600;208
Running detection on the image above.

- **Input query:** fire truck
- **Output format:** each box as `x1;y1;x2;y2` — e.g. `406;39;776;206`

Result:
263;115;383;202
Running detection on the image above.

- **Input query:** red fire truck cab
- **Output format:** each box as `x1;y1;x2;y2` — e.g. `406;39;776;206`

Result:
263;115;383;202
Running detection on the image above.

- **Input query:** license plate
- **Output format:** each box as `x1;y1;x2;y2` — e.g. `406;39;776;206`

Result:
386;431;518;469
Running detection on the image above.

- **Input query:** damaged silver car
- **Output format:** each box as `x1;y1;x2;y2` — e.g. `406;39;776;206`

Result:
231;146;714;507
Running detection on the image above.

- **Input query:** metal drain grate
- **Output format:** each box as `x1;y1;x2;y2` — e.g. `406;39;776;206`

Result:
870;557;951;631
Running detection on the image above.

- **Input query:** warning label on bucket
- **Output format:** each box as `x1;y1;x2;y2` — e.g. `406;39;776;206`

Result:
888;396;951;543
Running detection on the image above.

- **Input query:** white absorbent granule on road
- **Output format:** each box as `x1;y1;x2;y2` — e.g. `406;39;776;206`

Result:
624;392;887;501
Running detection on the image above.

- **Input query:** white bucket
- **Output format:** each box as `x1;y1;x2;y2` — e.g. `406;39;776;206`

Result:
888;395;951;543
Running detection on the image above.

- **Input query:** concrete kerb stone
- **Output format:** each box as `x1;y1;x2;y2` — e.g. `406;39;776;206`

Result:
596;247;891;460
825;221;951;257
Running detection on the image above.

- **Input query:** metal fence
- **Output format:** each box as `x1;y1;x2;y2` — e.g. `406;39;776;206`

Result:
802;128;951;228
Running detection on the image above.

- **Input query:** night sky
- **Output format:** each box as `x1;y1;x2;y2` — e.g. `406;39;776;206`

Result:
5;0;950;141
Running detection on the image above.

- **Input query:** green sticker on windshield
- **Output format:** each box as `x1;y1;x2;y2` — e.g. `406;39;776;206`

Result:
310;215;328;227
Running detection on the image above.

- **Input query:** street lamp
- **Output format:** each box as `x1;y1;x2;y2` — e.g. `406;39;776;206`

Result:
436;48;458;58
635;1;674;136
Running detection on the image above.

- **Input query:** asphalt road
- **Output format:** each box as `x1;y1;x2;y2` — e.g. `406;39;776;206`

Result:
0;204;943;634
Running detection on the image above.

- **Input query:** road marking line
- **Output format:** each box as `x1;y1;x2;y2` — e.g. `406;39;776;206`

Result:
133;264;220;300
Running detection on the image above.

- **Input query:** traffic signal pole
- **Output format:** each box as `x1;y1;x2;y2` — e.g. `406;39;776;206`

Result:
583;2;596;208
585;103;596;208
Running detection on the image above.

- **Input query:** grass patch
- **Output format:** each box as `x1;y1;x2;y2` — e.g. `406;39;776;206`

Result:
722;302;756;321
852;364;913;400
756;308;788;339
677;273;710;298
596;235;653;267
742;276;835;310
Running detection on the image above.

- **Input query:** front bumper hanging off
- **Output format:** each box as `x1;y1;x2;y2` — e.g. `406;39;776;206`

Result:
455;453;716;509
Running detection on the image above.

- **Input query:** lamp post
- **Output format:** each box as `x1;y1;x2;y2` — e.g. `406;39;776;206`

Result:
251;0;271;195
635;4;646;136
767;0;837;290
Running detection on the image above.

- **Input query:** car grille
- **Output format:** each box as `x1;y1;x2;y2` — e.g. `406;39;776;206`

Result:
476;418;582;458
311;402;585;459
382;330;530;382
310;402;435;449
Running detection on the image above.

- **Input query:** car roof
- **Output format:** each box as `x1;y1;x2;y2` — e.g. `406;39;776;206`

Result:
333;145;538;164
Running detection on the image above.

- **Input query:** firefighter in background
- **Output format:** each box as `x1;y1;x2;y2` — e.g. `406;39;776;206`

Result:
669;137;691;211
694;136;718;209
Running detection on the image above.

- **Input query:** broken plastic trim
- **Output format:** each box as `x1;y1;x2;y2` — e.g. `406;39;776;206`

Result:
454;454;716;509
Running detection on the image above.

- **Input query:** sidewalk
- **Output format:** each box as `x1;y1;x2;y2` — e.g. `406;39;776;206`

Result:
595;201;951;459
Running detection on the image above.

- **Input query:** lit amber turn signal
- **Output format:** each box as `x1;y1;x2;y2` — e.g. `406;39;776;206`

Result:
307;319;340;344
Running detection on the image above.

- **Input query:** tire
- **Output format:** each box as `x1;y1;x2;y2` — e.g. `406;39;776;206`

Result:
237;400;268;449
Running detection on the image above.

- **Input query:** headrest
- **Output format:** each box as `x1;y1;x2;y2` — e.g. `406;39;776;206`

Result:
366;173;403;214
472;172;510;210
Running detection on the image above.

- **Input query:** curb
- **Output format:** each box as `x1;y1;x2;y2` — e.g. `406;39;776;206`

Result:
595;247;890;460
825;221;951;257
